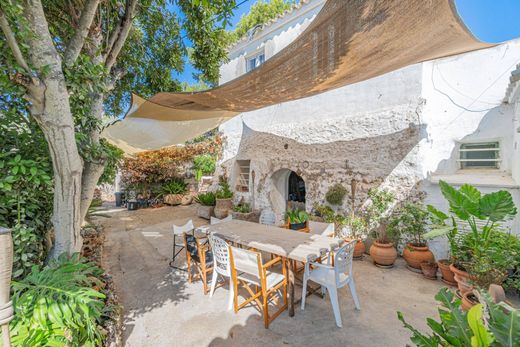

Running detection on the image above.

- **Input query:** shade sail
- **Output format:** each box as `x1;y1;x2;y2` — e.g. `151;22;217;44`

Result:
103;0;491;153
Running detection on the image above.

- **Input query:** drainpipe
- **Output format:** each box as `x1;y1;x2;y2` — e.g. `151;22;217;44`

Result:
0;227;13;347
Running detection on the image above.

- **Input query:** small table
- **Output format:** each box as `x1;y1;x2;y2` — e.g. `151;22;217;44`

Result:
203;220;344;317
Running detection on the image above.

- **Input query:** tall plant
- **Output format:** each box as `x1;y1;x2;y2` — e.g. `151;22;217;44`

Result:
364;188;395;243
387;203;429;246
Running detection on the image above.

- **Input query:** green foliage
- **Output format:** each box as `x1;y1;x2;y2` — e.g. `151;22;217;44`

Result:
98;139;125;185
216;178;233;199
346;215;367;239
195;192;217;206
424;181;519;287
162;178;188;195
313;204;351;237
193;154;216;181
8;254;106;347
233;203;251;213
387;203;429;246
286;209;309;224
325;183;347;206
227;0;295;44
397;288;519;347
364;188;395;242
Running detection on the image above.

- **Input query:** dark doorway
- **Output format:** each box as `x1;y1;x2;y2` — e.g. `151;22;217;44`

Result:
288;171;306;203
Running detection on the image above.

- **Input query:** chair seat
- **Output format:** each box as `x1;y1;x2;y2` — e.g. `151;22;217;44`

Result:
308;266;349;287
191;250;213;265
237;270;285;289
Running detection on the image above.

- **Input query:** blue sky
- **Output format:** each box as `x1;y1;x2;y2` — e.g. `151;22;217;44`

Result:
175;0;520;85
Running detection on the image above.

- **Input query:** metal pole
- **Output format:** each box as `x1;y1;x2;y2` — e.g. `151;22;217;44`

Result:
0;227;13;347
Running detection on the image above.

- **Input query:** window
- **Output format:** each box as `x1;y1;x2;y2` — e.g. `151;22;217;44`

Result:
236;160;250;192
458;142;500;169
246;52;265;72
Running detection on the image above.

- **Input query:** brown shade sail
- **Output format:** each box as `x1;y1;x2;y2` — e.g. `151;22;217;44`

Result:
103;0;491;153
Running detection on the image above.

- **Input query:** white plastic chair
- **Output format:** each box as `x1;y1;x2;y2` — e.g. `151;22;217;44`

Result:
208;233;234;310
259;209;276;225
210;215;232;225
301;240;360;328
228;245;287;328
170;220;195;269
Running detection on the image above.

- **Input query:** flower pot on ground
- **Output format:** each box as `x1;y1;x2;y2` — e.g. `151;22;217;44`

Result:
195;192;216;220
369;241;397;267
181;195;193;205
437;259;456;286
461;291;479;311
353;239;366;259
450;263;473;295
403;244;435;271
214;177;234;219
420;261;438;280
162;178;188;206
231;203;259;222
164;194;184;206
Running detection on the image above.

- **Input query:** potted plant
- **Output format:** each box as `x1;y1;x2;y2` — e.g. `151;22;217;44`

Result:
161;178;188;205
325;183;347;206
346;215;367;259
194;192;216;219
388;203;434;272
425;181;518;296
364;189;397;267
231;202;260;222
286;209;309;230
214;177;233;218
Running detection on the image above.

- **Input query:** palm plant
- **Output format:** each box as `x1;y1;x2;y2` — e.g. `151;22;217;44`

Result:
9;254;106;347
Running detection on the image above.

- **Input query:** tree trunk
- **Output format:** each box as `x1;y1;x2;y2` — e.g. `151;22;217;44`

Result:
23;2;84;257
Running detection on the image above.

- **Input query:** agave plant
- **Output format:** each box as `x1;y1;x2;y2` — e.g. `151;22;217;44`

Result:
9;254;106;347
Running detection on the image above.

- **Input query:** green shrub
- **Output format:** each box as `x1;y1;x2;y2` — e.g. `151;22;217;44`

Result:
195;192;216;206
398;288;519;346
8;254;106;347
162;178;188;195
325;183;347;206
233;203;251;213
387;203;429;246
193;154;216;181
216;178;233;199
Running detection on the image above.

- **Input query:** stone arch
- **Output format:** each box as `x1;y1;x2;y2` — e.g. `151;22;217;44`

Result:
269;168;306;219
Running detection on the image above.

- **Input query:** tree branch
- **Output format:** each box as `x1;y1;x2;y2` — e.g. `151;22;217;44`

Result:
63;0;100;65
104;0;137;72
0;8;31;72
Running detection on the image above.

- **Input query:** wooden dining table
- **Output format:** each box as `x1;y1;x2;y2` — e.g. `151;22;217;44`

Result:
200;219;344;317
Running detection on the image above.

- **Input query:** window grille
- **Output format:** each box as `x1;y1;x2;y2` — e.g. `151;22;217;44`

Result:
458;142;500;169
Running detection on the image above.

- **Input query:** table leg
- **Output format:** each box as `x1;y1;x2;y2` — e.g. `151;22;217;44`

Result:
288;260;295;317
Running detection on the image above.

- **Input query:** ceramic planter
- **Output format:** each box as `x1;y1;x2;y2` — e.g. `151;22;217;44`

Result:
345;238;365;259
450;264;473;295
369;241;397;267
420;262;438;280
214;198;233;218
197;205;214;220
289;222;306;230
438;259;457;286
461;291;478;311
403;244;435;270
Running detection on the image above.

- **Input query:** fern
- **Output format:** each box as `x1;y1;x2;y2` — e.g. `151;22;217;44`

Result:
8;254;106;347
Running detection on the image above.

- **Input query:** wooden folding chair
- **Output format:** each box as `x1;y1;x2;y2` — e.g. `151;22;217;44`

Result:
184;233;213;294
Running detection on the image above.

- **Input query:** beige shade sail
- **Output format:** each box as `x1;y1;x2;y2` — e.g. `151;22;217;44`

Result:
103;0;491;153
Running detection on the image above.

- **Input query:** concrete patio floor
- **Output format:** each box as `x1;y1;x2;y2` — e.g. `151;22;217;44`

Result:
95;204;446;347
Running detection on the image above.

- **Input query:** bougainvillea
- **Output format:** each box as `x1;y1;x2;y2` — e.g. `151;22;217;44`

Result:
121;136;222;187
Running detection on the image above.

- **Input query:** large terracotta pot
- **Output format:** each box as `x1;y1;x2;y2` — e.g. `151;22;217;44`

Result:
403;244;435;270
369;241;397;267
450;264;473;295
420;262;438;280
214;198;232;219
438;259;457;286
343;238;365;259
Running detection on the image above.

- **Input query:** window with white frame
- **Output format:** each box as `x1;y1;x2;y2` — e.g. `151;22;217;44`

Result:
458;142;500;169
246;51;265;72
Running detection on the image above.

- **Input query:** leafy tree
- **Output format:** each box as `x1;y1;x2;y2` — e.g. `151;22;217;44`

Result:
227;0;295;44
0;0;236;257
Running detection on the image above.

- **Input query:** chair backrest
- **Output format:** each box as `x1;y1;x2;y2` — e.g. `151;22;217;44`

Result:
208;233;231;276
334;240;357;286
210;215;232;225
259;209;276;225
173;220;194;235
229;246;262;279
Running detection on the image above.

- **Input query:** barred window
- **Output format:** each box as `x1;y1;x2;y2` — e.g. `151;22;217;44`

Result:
458;142;500;169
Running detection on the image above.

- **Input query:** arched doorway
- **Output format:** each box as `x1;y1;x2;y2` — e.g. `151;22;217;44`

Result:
269;169;306;218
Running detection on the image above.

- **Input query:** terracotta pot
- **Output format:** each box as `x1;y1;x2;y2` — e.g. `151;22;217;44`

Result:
197;205;214;220
450;264;473;295
461;292;479;311
181;195;193;206
403;244;435;270
438;259;457;286
214;198;232;218
353;239;366;259
420;262;438;280
369;241;397;267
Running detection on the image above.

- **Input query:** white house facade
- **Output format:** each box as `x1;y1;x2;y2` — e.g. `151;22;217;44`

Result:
217;0;520;259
